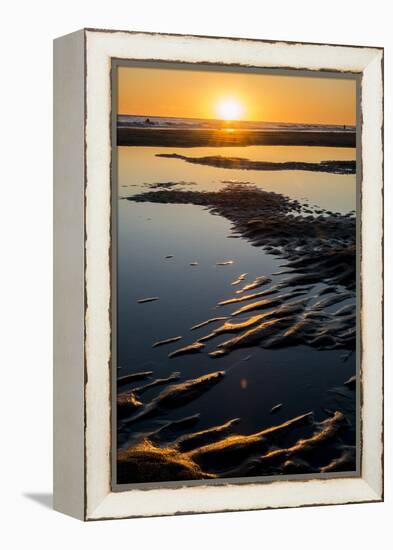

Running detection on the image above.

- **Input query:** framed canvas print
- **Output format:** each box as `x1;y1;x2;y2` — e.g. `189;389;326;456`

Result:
53;29;383;521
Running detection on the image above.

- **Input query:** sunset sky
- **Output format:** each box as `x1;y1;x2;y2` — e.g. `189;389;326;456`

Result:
118;65;357;126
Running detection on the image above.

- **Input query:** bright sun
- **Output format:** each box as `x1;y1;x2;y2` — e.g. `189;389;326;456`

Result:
216;98;244;121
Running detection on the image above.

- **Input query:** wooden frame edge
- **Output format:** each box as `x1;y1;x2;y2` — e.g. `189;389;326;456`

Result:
52;28;383;521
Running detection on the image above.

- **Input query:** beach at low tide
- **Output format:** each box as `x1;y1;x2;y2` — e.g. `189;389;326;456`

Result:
116;134;357;485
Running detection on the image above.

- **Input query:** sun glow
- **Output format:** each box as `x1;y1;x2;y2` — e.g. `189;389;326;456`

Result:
216;98;244;121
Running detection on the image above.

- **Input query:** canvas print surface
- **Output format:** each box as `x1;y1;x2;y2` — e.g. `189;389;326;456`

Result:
114;63;358;486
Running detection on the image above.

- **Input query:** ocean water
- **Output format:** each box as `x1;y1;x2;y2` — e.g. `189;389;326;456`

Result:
118;114;355;133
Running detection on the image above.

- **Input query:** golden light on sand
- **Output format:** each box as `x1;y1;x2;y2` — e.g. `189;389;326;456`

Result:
216;98;244;121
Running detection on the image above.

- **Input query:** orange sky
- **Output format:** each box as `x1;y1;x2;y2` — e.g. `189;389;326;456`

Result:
118;65;356;125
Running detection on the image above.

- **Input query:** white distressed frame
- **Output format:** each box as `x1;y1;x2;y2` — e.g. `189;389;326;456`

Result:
54;29;383;521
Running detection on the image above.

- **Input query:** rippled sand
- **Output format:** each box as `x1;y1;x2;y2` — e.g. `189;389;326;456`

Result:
117;368;355;483
117;182;357;484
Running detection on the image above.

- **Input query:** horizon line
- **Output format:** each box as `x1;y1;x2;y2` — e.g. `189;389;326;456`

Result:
117;113;355;127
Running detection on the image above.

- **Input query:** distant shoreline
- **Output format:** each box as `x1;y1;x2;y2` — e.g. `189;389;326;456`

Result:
117;128;356;148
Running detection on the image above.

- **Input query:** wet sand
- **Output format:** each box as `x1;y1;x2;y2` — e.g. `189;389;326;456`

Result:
118;128;356;148
156;153;356;174
117;181;357;483
117;368;355;483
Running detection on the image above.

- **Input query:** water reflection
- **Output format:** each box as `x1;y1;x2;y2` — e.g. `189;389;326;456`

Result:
118;145;355;213
116;142;357;482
